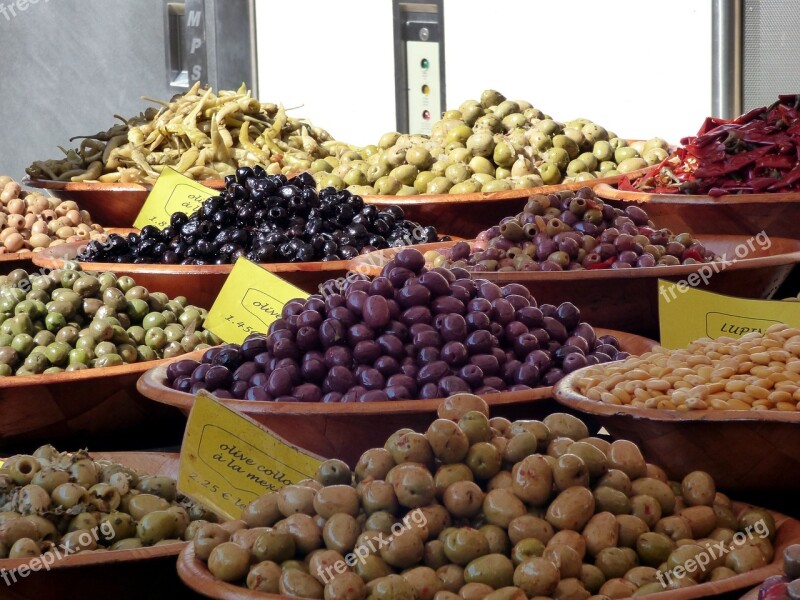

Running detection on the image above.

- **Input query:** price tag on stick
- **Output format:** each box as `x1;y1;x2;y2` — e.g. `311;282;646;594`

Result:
204;257;310;344
133;167;217;229
179;391;323;520
657;279;800;348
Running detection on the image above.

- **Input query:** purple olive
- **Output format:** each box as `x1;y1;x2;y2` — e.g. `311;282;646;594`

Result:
431;296;466;315
417;346;441;365
478;281;502;300
501;283;531;300
191;363;212;382
615;352;630;360
565;336;589;354
513;333;540;358
232;361;259;382
328;306;356;328
249;372;269;388
453;278;478;296
504;321;528;341
267;368;292;396
618;250;638;264
213;346;243;369
470;354;500;376
348;324;375;345
374;355;401;376
542;368;565;386
594;344;618;358
241;336;268;360
483;376;506;391
358;368;385;390
419;383;439;399
458;364;483;388
395;248;425;271
383;321;409;341
385;385;412;400
201;347;221;364
167;359;201;382
438;376;470;396
297;310;323;329
296;326;320;352
449;285;471;305
319;319;346;347
360;390;389;402
526;349;552;372
598;334;620;349
417;361;450;385
377;334;405;359
324;365;356;393
324;294;345;312
516;306;543;328
369;276;394;298
401;306;432;326
273;338;299;361
417;271;451;297
353;340;381;364
572;322;596;346
466;330;493;354
490;298;515;325
514;363;540;387
502;359;522;382
244;387;272;401
387;266;416;288
363;295;391;328
625;205;650;225
413;330;442;350
301;359;327;383
214;389;234;399
322;392;343;403
293;383;322;403
401;362;418;380
324;346;352;368
173;376;191;393
465;311;491;331
441;341;468;367
542;317;569;343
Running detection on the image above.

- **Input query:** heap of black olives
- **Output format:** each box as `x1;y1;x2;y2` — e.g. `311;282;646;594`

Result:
166;248;625;402
77;169;445;265
428;187;715;272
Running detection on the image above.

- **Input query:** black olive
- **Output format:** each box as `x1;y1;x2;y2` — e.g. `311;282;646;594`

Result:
224;174;237;187
126;232;141;246
236;166;254;183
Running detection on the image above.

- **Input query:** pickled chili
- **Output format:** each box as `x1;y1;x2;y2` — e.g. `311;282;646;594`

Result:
621;95;800;196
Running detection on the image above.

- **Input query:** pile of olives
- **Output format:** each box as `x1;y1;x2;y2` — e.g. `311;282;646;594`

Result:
307;90;671;196
0;265;219;376
426;187;716;272
188;395;776;599
0;177;108;254
166;247;623;401
759;545;800;600
0;446;216;557
77;170;445;266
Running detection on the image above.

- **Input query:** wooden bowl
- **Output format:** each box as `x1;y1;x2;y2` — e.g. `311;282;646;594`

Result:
351;235;800;339
176;502;799;600
0;356;184;449
30;241;353;308
136;329;656;466
0;451;192;600
594;182;800;238
362;171;634;240
554;368;800;493
23;178;226;229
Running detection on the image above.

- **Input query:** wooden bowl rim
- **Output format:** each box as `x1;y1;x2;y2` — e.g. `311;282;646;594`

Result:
136;328;656;415
23;177;226;193
176;501;795;600
30;240;356;274
0;353;176;389
554;366;800;423
0;452;185;572
594;182;800;205
351;235;800;281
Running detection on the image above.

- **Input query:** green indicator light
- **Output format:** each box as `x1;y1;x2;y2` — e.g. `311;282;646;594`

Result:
420;58;429;69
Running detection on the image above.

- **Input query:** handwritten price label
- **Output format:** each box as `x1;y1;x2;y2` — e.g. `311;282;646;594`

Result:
179;391;323;519
203;257;310;344
658;279;800;348
133;167;217;230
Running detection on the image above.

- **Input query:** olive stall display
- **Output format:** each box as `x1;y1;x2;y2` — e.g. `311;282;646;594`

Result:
0;446;216;557
0;177;108;254
0;265;219;376
183;395;777;599
165;247;624;402
424;187;716;272
310;89;671;196
75;170;446;266
25;83;339;184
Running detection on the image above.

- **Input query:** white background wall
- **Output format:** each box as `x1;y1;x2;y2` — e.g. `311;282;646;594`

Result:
255;0;712;146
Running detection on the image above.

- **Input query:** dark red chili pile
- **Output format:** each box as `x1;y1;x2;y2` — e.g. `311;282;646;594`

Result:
621;94;800;196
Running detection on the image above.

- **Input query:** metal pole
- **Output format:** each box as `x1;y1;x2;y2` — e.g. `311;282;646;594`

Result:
712;0;743;118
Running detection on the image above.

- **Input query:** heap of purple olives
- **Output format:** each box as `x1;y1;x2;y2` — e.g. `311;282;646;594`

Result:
166;248;627;402
427;187;716;272
77;169;445;265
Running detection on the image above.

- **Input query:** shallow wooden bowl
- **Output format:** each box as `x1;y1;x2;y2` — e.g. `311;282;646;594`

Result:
0;356;183;449
362;171;637;240
136;329;656;466
23;178;226;229
176;501;799;600
554;368;800;493
595;182;800;238
0;451;193;600
31;241;353;308
352;235;800;338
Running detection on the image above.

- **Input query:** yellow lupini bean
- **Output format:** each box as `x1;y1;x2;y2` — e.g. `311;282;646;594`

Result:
576;330;800;413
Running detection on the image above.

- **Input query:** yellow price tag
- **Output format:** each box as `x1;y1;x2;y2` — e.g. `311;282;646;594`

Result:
657;279;800;348
179;391;323;520
133;167;217;230
204;257;310;344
